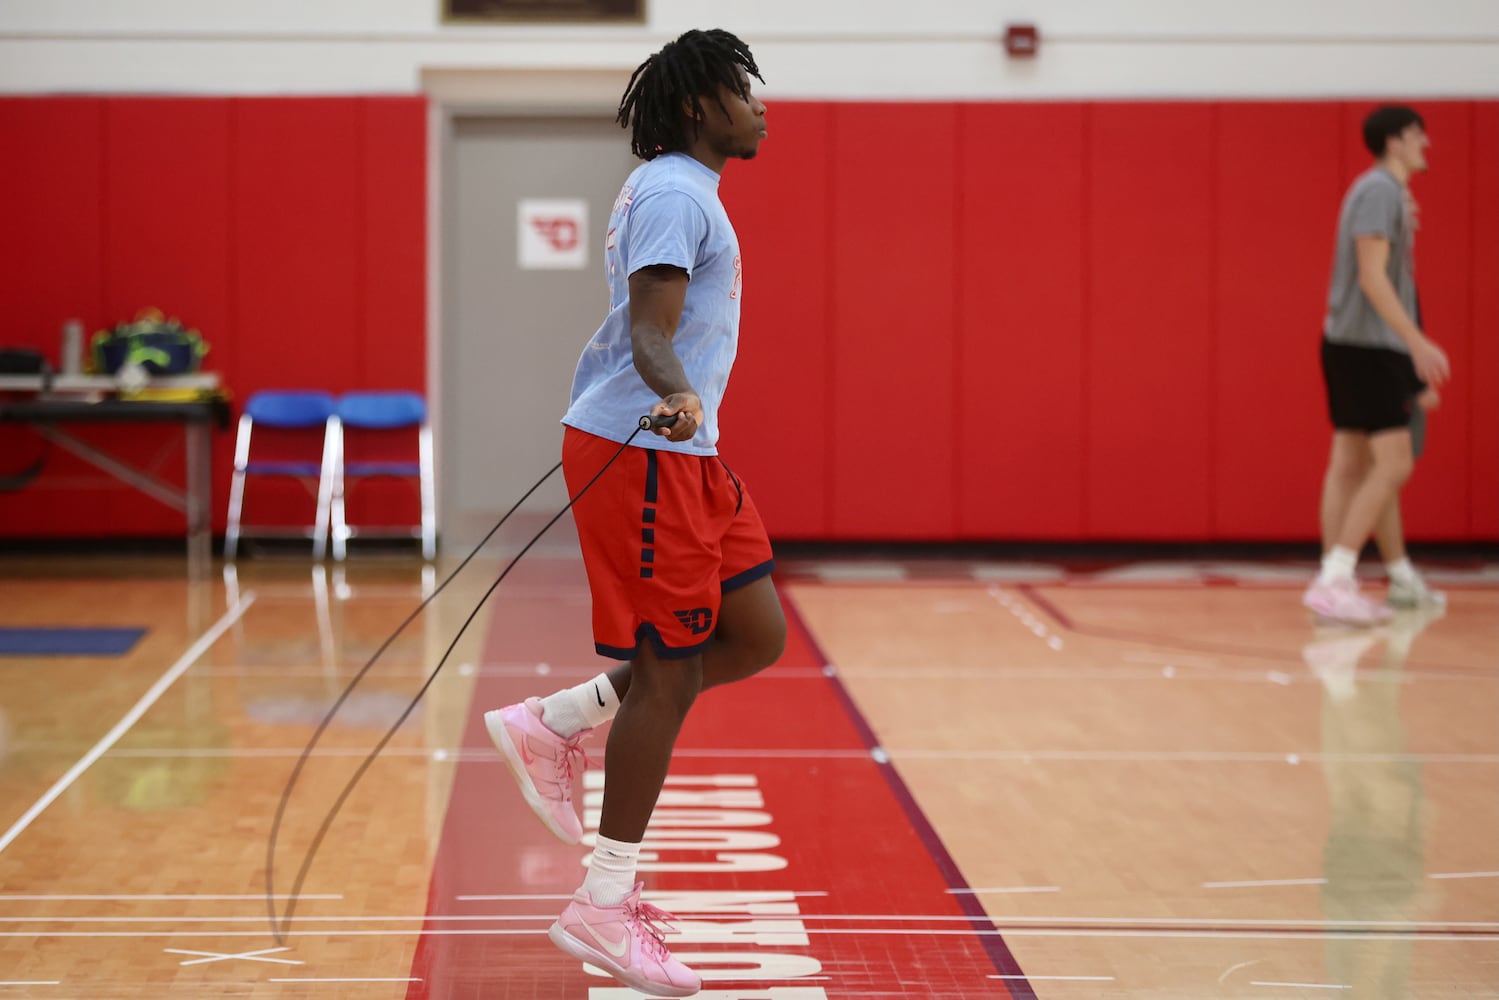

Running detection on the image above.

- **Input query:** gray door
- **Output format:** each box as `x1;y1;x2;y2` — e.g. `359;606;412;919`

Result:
443;116;637;549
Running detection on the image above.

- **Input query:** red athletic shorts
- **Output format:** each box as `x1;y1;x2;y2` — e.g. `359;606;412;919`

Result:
562;426;775;660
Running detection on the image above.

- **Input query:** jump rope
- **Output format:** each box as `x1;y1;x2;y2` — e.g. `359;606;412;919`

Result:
264;412;680;944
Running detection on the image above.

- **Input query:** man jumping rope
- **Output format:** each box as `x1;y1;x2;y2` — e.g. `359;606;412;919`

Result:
484;29;783;998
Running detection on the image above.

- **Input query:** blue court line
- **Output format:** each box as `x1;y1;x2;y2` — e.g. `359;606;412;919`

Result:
0;627;146;657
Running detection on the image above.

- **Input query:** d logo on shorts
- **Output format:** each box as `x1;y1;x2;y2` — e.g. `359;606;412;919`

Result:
672;608;714;635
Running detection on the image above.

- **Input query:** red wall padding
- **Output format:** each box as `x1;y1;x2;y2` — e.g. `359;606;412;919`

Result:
1471;105;1499;539
1085;104;1217;539
0;99;106;535
1213;103;1344;539
1384;101;1474;538
825;104;960;540
100;99;233;535
0;96;426;538
2;96;1493;543
718;102;834;539
234;99;363;394
725;98;1498;543
956;103;1087;539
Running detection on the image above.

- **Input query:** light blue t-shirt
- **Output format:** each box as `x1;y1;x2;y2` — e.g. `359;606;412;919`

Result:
562;152;743;456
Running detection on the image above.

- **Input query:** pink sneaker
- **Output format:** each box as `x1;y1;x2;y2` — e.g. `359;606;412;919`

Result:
548;883;701;998
1302;578;1394;627
484;698;591;844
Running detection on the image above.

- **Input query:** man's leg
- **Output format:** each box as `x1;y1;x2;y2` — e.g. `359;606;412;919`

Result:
1320;431;1370;552
1306;429;1412;625
547;591;780;998
593;644;703;842
1336;428;1414;554
1372;494;1406;564
605;575;786;699
514;575;783;758
544;640;705;997
1372;490;1446;609
1369;411;1446;608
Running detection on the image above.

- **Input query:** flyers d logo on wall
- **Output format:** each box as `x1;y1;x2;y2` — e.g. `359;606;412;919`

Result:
533;217;578;252
518;198;588;270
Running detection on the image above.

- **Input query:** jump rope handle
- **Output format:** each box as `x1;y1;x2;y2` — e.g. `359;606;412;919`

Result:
639;413;680;430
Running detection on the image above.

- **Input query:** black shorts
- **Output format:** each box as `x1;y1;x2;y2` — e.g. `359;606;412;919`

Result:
1320;339;1424;434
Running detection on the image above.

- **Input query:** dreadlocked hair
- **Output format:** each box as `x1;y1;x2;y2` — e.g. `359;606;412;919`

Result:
616;28;763;161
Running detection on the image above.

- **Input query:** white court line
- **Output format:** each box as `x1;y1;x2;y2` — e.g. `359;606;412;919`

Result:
1122;650;1219;669
0;894;340;902
1250;982;1350;991
4;912;1495;927
574;747;1499;764
0;594;256;857
831;928;1499;942
990;975;1113;982
270;979;420;984
1431;871;1499;880
949;887;1060;895
1220;959;1263;983
165;946;299;967
987;585;1064;651
830;666;1486;684
0;984;59;987
3;928;1494;943
1204;878;1326;889
98;744;1499;764
458;891;830;902
891;750;1499;764
108;747;873;760
110;748;438;759
455;894;571;902
962;916;1499;928
665;748;873;760
197;669;433;679
3;915;551;924
681;914;1499;928
970;564;1067;582
243;581;431;599
203;666;629;679
810;562;909;582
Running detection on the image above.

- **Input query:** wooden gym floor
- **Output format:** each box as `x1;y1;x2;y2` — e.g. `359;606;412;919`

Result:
0;547;1494;999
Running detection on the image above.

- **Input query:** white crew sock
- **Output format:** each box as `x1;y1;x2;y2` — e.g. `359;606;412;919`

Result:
538;672;621;738
1386;557;1419;587
582;835;640;907
1317;546;1358;586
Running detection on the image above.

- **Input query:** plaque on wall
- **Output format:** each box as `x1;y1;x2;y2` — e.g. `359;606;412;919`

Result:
444;0;643;22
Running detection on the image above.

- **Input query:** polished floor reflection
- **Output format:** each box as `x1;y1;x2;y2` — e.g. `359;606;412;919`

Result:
789;566;1499;999
0;553;1494;998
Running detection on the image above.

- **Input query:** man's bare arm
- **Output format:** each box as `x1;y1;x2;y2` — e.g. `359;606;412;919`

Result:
628;264;704;442
1355;235;1450;385
1354;236;1420;346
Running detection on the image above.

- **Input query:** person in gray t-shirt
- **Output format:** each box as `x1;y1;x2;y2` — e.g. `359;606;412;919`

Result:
1305;106;1452;626
1324;167;1420;353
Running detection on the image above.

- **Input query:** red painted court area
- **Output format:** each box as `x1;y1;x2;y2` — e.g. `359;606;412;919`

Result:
404;569;1027;999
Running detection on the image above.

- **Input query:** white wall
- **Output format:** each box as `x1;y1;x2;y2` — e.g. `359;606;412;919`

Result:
2;0;1497;97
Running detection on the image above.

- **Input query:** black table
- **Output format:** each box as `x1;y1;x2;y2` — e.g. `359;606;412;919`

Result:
0;397;231;578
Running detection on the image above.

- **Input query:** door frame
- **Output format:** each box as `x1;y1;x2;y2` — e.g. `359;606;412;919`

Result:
423;69;630;545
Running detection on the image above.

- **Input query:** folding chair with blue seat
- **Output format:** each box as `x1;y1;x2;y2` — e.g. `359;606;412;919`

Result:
330;390;435;561
224;390;339;559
